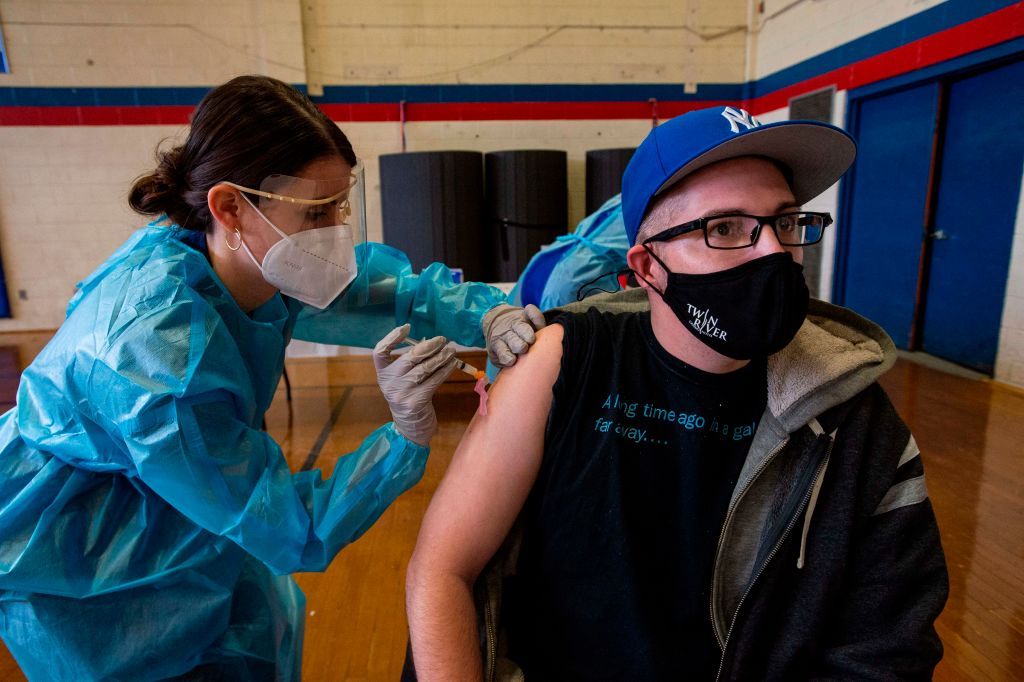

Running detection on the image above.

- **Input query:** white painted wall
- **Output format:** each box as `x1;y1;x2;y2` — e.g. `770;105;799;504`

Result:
0;125;185;329
995;161;1024;387
302;0;747;86
749;0;949;79
0;0;305;86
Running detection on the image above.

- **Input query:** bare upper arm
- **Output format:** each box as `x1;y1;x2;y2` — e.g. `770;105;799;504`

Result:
409;323;565;584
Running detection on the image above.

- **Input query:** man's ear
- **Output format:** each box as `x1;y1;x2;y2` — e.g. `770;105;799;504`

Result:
208;184;243;231
626;243;661;291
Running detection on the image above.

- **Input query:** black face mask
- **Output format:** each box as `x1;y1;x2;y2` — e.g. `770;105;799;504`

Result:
638;248;809;360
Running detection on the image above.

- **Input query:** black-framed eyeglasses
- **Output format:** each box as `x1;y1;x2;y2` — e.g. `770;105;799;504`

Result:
642;211;833;250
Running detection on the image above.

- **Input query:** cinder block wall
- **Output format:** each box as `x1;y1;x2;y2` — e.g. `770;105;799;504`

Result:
0;0;306;329
301;0;746;85
0;0;745;330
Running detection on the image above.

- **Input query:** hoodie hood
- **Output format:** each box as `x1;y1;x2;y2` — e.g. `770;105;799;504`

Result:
767;298;895;433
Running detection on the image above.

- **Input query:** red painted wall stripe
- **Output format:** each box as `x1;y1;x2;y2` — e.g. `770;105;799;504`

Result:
0;100;735;125
318;100;735;122
0;3;1020;126
0;105;193;126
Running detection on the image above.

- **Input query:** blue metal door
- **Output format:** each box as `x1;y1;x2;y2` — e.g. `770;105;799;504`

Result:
839;83;939;349
920;58;1024;373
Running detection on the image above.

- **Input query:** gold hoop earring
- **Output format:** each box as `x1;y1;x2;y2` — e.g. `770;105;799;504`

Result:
226;228;242;251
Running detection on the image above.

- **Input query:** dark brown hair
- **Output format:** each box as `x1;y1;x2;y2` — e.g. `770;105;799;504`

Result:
129;75;356;231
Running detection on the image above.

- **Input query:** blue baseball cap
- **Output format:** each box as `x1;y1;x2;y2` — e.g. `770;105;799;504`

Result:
621;106;857;244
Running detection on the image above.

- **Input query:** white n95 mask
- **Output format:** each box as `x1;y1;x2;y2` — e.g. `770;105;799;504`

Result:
238;194;357;309
224;170;365;309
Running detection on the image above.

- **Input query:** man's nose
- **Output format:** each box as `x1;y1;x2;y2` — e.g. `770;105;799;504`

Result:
753;223;786;256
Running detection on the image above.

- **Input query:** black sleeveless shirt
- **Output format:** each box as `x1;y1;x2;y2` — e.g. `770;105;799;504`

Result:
504;308;767;680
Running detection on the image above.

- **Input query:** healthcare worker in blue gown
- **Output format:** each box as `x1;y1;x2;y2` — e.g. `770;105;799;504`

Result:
0;75;544;681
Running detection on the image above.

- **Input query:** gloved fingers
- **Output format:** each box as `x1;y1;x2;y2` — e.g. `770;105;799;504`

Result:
503;327;530;355
416;351;459;389
393;337;451;378
373;324;411;369
405;343;457;385
489;338;515;367
404;335;449;362
524;304;546;330
512;319;537;345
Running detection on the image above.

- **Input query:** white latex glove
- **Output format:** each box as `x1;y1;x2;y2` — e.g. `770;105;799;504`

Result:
482;303;547;368
373;324;458;446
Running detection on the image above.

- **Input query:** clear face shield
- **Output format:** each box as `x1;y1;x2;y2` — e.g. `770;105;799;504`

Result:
224;162;371;309
238;162;367;245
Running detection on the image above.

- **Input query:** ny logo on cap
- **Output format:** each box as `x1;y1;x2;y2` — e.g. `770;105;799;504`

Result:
721;106;762;133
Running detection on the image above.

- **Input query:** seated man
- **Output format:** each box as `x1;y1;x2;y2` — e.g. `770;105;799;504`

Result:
406;107;948;681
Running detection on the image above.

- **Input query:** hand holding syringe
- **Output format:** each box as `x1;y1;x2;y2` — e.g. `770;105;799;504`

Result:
402;337;490;415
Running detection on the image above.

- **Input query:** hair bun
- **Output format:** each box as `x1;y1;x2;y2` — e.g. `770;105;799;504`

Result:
129;145;194;226
153;146;186;192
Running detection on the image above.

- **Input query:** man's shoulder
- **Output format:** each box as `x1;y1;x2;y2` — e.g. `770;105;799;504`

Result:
499;322;565;386
549;306;642;335
547;288;650;318
533;321;565;349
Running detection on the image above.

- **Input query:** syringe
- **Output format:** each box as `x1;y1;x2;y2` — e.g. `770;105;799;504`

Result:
401;337;487;382
401;336;491;414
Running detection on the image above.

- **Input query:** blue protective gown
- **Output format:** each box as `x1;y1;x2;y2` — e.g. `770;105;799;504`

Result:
0;222;506;680
509;194;629;310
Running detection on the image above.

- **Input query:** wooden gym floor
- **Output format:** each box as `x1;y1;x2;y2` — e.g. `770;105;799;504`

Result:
0;332;1021;680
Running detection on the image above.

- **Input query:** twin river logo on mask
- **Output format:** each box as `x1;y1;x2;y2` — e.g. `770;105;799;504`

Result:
686;304;727;341
593;392;755;447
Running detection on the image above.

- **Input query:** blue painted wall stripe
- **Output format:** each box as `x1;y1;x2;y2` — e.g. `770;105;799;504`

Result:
0;83;745;107
0;0;1016;107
